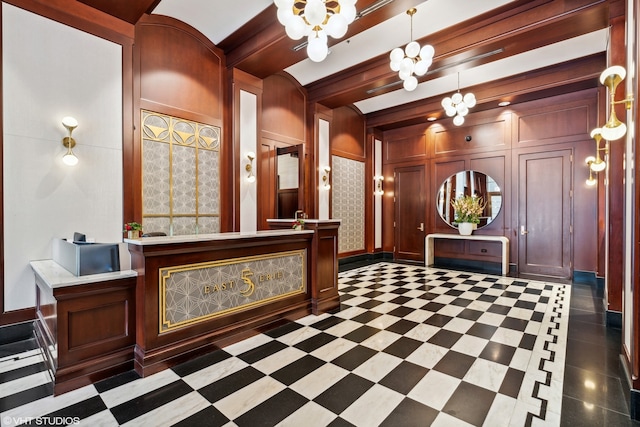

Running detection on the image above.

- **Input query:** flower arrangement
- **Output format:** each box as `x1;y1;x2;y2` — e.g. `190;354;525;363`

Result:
123;222;142;232
124;222;142;238
292;219;305;230
451;195;485;224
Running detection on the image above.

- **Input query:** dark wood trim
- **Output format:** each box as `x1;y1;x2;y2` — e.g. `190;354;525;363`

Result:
366;53;604;130
4;0;134;42
606;13;626;314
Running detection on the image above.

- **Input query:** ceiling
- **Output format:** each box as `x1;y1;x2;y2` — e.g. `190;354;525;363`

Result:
84;0;611;129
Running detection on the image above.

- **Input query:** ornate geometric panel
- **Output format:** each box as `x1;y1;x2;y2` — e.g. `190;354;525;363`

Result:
159;250;306;332
142;110;220;235
332;156;365;253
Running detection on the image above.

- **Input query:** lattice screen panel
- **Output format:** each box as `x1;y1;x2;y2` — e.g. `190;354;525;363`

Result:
142;111;220;235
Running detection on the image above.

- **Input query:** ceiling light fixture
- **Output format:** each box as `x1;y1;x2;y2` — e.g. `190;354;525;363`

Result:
598;66;634;140
389;8;434;92
441;73;476;126
498;101;511;107
275;0;357;63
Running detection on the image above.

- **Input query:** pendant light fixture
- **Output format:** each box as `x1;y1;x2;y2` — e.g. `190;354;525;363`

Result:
441;73;476;126
275;0;357;63
389;8;434;92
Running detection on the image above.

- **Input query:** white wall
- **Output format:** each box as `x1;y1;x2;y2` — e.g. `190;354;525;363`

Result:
239;90;258;232
318;119;330;219
3;4;123;310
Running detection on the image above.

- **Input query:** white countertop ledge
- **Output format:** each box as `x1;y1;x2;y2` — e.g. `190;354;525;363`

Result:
124;229;314;246
30;260;137;289
266;219;342;223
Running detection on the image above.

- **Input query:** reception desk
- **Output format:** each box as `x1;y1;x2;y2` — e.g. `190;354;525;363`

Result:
31;260;137;395
127;225;340;377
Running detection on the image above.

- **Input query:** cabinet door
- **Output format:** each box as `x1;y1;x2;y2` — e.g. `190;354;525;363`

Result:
395;165;426;261
517;150;572;278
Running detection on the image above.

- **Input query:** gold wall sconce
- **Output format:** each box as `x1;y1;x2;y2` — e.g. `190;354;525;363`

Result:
589;128;608;172
245;151;256;183
374;175;384;195
61;116;79;166
585;156;598;186
599;66;634;141
322;166;331;189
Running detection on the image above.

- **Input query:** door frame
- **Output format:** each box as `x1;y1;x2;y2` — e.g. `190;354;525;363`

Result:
394;164;427;262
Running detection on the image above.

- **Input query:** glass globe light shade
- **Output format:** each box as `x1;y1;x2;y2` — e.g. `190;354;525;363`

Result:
62;152;78;166
398;69;411;81
390;47;404;63
419;44;435;60
275;0;294;8
307;36;328;62
441;97;452;108
305;0;327;26
340;3;357;23
247;175;256;183
325;14;348;38
403;75;418;91
600;65;626;85
590;128;602;139
390;61;401;72
586;176;597;186
453;115;465;126
457;105;469;116
601;122;627;141
277;7;294;26
285;15;306;40
585;156;596;164
463;93;476;108
451;92;463;104
590;160;607;172
413;60;428;76
341;0;357;5
445;106;457;117
400;57;414;74
405;41;420;58
61;116;78;129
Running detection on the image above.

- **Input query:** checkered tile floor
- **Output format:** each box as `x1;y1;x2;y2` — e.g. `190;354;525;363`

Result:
0;263;571;426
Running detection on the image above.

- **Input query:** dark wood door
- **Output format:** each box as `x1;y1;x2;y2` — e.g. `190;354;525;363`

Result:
395;166;426;261
518;150;572;278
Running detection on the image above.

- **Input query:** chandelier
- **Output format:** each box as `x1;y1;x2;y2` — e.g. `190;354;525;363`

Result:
389;8;434;92
275;0;358;63
441;73;476;126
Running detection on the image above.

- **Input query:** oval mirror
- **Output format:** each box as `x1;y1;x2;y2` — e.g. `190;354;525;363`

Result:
436;170;502;229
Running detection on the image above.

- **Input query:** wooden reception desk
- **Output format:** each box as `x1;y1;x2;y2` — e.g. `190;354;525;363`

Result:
127;224;340;377
32;224;341;394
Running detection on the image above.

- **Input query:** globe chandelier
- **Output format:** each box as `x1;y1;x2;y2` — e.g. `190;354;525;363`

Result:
389;8;434;92
275;0;357;63
441;73;476;126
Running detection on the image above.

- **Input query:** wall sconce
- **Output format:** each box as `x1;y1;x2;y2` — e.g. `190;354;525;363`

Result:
599;66;634;141
245;151;256;183
374;175;384;195
585;156;597;186
589;128;608;172
61;116;79;166
321;166;331;189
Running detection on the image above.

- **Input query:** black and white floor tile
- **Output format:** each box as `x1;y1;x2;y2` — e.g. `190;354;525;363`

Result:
0;263;571;426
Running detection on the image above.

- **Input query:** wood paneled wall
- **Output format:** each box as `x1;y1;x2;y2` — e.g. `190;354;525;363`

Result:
380;89;599;275
133;15;227;228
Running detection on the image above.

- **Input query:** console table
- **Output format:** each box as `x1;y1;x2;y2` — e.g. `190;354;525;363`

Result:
425;233;510;275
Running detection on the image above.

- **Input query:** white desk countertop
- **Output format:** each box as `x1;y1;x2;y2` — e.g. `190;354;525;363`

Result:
30;260;137;289
124;229;314;246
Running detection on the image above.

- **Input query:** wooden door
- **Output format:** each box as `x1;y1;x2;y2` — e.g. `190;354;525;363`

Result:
518;150;572;278
395;166;426;261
